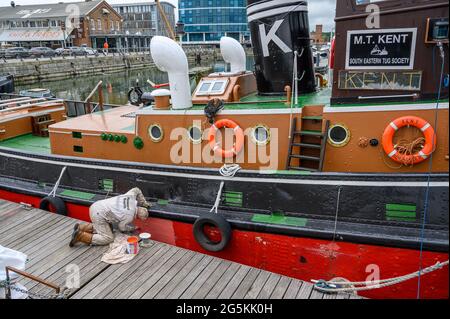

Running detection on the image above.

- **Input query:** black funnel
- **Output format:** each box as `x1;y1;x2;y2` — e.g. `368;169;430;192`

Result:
247;0;316;95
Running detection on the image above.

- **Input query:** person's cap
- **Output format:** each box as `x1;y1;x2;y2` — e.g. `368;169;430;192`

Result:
137;207;149;219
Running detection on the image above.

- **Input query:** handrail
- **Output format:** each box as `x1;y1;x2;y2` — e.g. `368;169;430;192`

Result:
5;266;60;299
84;80;104;113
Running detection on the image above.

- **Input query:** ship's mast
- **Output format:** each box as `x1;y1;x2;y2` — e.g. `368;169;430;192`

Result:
155;0;176;40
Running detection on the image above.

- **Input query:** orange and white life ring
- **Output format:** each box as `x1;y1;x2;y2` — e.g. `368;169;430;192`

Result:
208;119;244;158
382;116;436;165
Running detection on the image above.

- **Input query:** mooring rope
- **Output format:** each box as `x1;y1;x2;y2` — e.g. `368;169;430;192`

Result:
312;260;449;293
48;166;67;198
417;42;446;299
210;164;242;214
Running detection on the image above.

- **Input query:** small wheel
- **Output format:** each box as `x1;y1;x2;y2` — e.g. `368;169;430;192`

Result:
39;196;67;216
193;212;232;252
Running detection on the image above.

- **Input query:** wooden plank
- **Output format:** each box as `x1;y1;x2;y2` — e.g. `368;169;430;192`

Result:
231;267;261;299
257;272;280;299
0;203;30;223
309;288;325;299
0;211;56;243
243;270;271;299
127;248;188;299
270;276;292;299
156;254;213;299
179;257;222;299
191;260;232;299
218;265;251;299
283;279;303;299
30;243;108;294
104;244;175;299
2;213;70;248
86;243;164;299
0;208;45;235
296;281;314;299
204;262;241;299
141;250;197;299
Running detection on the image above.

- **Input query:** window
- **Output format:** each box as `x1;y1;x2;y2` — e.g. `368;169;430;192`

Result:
98;19;102;30
251;125;271;146
116;21;120;31
148;124;164;142
73;146;84;153
328;124;351;147
187;126;203;144
195;79;229;96
90;19;95;31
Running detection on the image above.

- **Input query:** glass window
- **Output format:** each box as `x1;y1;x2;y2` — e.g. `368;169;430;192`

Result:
195;79;229;96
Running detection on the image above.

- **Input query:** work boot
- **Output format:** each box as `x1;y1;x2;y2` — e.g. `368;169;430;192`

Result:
69;229;93;247
73;223;94;233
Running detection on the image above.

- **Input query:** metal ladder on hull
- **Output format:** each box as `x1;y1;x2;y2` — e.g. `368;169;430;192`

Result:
286;116;330;172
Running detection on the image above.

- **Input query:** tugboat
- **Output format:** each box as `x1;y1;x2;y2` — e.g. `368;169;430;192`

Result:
0;0;448;299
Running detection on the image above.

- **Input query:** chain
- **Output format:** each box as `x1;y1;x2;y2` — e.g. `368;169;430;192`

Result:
1;279;70;299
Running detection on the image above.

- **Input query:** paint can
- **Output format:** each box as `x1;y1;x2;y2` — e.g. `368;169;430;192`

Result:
126;236;140;254
139;233;152;247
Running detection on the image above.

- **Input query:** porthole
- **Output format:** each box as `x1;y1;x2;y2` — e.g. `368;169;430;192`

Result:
148;124;164;143
187;126;203;144
328;124;351;147
251;124;271;146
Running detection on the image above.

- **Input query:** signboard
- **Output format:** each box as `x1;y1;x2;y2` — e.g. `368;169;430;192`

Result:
0;29;72;42
338;70;422;91
346;28;417;70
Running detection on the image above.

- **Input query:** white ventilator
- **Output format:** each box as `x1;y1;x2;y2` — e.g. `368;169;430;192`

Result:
220;37;247;74
150;36;193;110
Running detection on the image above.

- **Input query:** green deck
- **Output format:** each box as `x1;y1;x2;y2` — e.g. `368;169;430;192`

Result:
0;134;51;154
192;87;332;110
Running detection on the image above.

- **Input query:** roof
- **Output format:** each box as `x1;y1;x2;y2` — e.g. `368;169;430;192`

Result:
0;0;103;20
107;0;175;8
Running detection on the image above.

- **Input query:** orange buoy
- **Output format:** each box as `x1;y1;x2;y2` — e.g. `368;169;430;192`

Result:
382;116;436;165
208;119;244;158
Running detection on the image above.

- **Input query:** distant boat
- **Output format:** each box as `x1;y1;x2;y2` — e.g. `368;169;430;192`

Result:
18;88;55;98
0;74;14;94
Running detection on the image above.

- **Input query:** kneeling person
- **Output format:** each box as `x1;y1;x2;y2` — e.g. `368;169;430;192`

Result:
70;188;150;247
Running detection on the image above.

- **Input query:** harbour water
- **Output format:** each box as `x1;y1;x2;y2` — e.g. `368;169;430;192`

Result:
15;58;255;105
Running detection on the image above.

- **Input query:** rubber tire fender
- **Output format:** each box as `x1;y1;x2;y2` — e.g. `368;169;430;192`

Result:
39;196;67;216
193;212;232;252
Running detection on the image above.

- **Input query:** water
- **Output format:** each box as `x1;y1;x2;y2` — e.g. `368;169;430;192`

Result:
16;57;255;105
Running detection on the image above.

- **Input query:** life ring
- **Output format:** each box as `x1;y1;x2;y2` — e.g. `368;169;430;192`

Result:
193;212;232;252
208;119;245;158
382;116;436;165
39;196;67;216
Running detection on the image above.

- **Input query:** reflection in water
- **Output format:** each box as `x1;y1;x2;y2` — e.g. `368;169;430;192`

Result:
17;57;255;105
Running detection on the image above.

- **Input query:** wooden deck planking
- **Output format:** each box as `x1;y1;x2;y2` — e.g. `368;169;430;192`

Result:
0;200;362;299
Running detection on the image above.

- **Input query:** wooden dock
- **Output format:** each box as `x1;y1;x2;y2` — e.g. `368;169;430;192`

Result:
0;200;361;299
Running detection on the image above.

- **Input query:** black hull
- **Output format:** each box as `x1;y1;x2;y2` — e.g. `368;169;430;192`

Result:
0;147;448;252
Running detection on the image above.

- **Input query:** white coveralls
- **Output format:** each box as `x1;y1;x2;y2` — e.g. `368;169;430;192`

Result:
89;188;144;245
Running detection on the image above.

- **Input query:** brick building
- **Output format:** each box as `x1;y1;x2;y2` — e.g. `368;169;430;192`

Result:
0;0;123;49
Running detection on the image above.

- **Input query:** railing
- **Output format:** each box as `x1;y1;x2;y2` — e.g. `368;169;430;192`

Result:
84;80;104;114
0;93;121;118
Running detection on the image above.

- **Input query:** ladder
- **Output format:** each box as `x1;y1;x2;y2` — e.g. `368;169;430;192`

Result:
286;115;330;172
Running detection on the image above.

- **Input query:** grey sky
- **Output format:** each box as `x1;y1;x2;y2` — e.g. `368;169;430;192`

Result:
1;0;336;31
